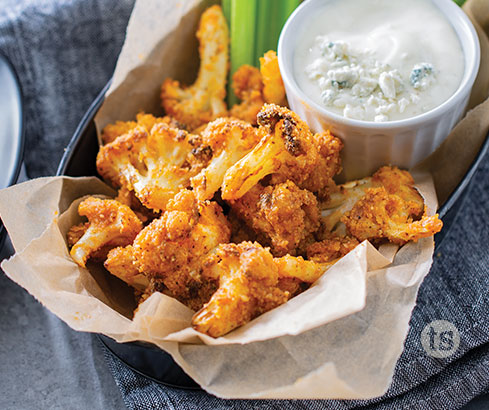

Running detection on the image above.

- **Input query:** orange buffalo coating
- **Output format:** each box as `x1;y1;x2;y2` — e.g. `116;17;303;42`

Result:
230;180;320;256
160;5;229;131
342;187;443;245
101;113;184;145
68;197;142;268
192;241;291;337
131;190;231;309
221;104;343;200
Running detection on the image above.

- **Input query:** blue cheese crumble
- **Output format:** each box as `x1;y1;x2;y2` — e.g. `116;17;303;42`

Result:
305;37;436;122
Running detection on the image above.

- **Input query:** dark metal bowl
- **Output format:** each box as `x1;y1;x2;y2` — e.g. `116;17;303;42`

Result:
57;82;489;389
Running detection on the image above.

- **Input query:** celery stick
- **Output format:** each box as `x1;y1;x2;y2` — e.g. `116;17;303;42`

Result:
222;0;231;27
281;0;301;26
254;0;272;66
266;0;284;53
222;0;232;105
229;0;257;105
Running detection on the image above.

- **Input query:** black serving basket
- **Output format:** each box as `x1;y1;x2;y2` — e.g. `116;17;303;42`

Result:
57;82;489;389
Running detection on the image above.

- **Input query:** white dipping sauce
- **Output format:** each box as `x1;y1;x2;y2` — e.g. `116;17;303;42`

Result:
294;0;465;122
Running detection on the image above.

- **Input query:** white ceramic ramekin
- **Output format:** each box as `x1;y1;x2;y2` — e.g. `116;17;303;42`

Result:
278;0;480;180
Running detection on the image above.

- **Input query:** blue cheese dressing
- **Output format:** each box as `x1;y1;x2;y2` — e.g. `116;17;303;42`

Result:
294;0;465;122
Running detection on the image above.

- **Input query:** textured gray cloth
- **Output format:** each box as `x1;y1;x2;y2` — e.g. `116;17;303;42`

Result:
0;0;488;409
0;0;135;178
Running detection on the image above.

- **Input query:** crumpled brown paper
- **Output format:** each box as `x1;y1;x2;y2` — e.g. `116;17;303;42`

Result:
0;0;488;400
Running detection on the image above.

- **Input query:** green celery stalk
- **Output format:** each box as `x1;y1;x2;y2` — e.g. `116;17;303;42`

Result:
222;0;232;105
229;0;258;105
281;0;301;23
255;0;300;64
254;0;273;66
221;0;231;27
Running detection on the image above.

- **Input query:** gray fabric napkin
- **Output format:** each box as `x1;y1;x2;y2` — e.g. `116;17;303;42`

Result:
1;0;488;409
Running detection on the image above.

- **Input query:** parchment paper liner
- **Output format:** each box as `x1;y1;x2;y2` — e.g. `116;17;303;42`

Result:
1;0;489;400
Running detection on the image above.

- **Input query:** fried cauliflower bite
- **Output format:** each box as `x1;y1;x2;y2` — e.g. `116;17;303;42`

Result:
115;185;160;224
306;233;360;263
274;255;330;283
104;245;149;291
160;5;229;131
301;130;343;195
101;113;184;145
68;197;143;268
190;118;261;201
131;190;231;308
192;241;291;337
221;104;342;200
96;123;203;212
372;166;424;218
230;180;320;256
259;50;287;106
229;65;265;124
321;166;427;232
342;187;443;245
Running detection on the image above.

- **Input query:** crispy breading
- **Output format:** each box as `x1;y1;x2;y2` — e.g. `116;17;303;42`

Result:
68;197;142;268
306;233;360;263
115;185;160;224
274;254;329;283
299;130;343;194
131;190;231;307
104;245;149;291
190;118;261;201
101;113;184;145
259;50;287;106
372;166;424;218
221;104;342;200
160;5;229;131
321;166;427;232
229;65;265;124
230;180;320;256
192;241;290;337
96;123;203;211
342;187;442;244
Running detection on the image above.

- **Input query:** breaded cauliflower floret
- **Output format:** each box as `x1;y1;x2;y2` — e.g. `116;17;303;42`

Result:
190;118;261;201
68;197;142;268
101;113;184;145
228;51;287;124
96;123;202;211
372;166;424;218
259;50;287;106
306;233;360;263
300;130;343;195
230;180;320;256
229;65;264;124
274;254;330;283
342;187;442;244
115;185;160;224
192;241;290;337
104;245;149;291
160;5;229;131
221;104;342;200
131;190;231;308
321;166;426;232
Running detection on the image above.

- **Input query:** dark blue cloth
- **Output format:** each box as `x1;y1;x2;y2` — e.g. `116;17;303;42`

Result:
1;0;488;408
